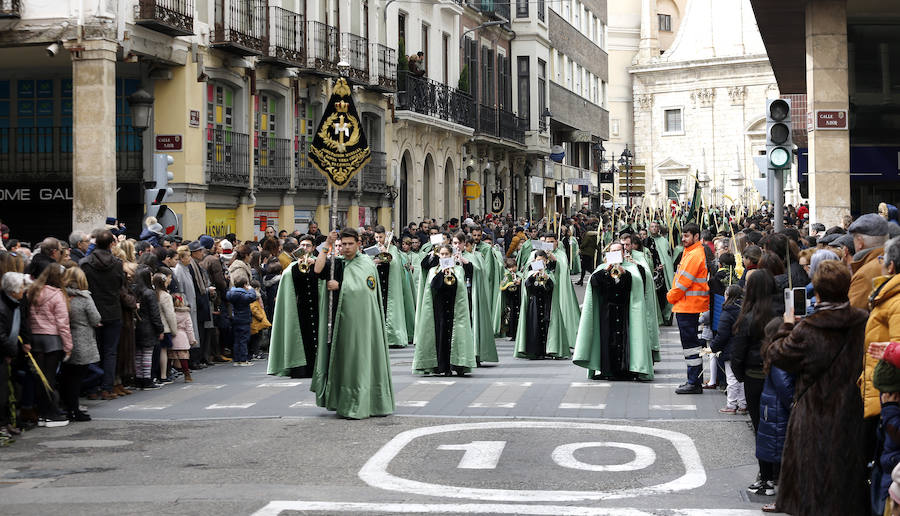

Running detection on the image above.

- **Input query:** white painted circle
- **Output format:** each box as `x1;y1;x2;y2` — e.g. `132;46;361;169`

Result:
551;442;656;472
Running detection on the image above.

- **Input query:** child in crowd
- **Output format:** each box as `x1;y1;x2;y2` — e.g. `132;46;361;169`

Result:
153;272;176;384
711;284;746;414
226;276;257;366
249;280;272;360
169;294;197;383
133;266;164;390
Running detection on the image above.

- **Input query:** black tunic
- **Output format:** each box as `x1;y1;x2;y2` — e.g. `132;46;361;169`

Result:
590;268;632;379
318;258;345;347
504;282;522;339
430;270;456;374
289;263;319;378
376;260;390;320
523;272;554;359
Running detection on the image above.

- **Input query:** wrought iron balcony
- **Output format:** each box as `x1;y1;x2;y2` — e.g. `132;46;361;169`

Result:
477;104;498;137
212;0;266;56
370;43;397;92
206;128;251;187
305;20;338;74
361;151;388;193
469;0;510;21
134;0;194;36
263;6;304;66
341;33;369;83
254;136;291;189
498;109;526;144
0;126;143;182
397;71;476;129
0;0;20;18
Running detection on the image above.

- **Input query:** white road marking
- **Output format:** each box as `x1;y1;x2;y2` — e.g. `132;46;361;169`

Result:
358;421;706;502
416;380;456;385
252;501;758;516
558;403;606;410
181;384;225;389
551;442;656;472
570;382;611;387
397;401;429;407
469;402;516;408
437;441;507;469
289;401;316;408
493;382;533;387
205;403;255;409
119;405;170;411
256;382;302;388
650;405;697;411
653;384;683;388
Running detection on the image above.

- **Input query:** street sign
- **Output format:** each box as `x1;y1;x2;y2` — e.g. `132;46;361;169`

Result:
813;109;848;130
189;110;201;127
463;180;481;201
155;134;183;152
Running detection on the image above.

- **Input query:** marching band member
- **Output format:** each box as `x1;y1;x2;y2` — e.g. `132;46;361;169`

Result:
455;232;498;366
267;235;318;378
515;251;556;359
373;226;412;348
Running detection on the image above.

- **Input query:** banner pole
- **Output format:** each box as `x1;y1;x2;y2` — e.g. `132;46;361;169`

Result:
327;182;336;349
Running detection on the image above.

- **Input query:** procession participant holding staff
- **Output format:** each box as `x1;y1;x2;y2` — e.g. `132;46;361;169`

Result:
311;228;394;419
647;220;675;325
267;235;318;378
412;245;475;376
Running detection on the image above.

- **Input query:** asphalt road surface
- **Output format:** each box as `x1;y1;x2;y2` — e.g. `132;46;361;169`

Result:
0;281;770;515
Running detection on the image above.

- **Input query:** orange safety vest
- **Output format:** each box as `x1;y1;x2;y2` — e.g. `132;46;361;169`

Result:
667;241;710;313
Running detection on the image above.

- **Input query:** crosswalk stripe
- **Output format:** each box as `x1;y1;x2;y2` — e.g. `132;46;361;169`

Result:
206;403;255;409
650;404;697;410
558;403;606;409
469;402;516;408
289;401;316;408
118;383;224;411
467;381;532;409
257;382;302;388
570;382;611;387
395;379;456;409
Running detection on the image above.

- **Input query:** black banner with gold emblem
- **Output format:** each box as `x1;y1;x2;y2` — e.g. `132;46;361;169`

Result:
308;78;371;189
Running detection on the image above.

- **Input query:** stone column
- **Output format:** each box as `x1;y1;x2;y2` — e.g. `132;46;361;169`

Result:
806;0;850;227
70;39;117;233
637;0;659;63
278;191;296;234
347;193;361;229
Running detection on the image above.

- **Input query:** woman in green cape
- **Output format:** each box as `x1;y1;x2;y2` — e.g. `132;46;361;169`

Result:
515;251;556;359
311;228;395;420
412;245;475;376
455;233;499;365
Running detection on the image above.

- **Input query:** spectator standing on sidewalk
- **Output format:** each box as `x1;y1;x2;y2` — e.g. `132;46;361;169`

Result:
667;222;710;394
60;267;101;422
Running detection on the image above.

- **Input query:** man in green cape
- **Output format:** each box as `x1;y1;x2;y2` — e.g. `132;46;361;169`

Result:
266;247;317;378
515;226;539;270
455;233;498;365
311;228;394;419
623;234;661;362
647;220;675;324
515;233;579;358
412;246;475;376
397;237;418;334
573;241;655;380
373;226;412;348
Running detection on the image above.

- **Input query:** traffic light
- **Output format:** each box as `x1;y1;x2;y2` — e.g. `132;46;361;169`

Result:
146;153;174;219
766;98;792;169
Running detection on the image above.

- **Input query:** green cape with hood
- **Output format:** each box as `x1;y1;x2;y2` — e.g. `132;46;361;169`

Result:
411;265;476;374
379;244;412;348
651;234;675;322
629;250;661;361
266;261;306;376
310;253;395;419
465;250;499;363
514;248;579;358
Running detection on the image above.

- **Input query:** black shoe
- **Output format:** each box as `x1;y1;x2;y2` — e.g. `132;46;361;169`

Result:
67;410;91;422
675;382;703;394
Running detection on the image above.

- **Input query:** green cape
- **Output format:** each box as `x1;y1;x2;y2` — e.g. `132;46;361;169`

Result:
630;250;661;360
490;246;508;337
465;250;499;363
516;239;535;270
398;250;418;333
266;261;306;376
569;237;582;275
514;267;565;358
381;244;411;348
551;247;581;353
411;265;476;373
573;262;655;380
310;253;395;419
651;235;675;322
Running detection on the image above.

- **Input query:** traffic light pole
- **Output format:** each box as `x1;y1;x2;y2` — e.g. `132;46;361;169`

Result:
772;167;784;232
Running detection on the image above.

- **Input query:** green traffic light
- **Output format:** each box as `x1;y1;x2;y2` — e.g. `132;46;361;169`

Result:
769;147;790;168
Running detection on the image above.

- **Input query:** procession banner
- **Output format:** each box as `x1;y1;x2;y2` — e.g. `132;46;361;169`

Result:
308;78;371;189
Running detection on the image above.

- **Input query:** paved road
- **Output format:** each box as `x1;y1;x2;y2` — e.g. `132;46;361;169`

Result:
0;281;771;515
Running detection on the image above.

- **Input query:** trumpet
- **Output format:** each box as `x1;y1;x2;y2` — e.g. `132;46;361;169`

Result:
500;272;518;292
296;252;310;273
443;267;457;286
377;251;393;264
608;264;622;279
534;269;549;288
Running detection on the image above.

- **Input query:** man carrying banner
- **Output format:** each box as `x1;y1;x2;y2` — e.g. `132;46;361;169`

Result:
311;228;394;419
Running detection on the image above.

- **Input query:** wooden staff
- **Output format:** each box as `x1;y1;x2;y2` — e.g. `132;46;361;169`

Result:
327;183;336;348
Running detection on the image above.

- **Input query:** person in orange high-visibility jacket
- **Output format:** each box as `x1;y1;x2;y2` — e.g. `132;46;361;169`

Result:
667;223;710;394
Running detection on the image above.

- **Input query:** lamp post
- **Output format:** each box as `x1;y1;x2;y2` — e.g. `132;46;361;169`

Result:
609;152;618;206
592;141;605;207
618;144;633;208
126;88;154;134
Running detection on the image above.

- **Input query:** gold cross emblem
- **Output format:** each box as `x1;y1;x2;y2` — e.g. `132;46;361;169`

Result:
333;115;351;152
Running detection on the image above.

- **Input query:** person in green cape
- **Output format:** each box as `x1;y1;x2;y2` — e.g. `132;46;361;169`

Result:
515;233;579;359
565;224;582;276
471;225;502;335
398;237;418;334
412;244;475;376
645;220;675;325
623;234;661;363
415;231;447;307
515;226;540;270
454;233;498;366
514;251;556;358
311;228;394;419
573;241;655;380
267;235;318;378
373;226;411;348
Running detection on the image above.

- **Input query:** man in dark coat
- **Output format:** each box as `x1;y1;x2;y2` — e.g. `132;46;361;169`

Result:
25;237;61;278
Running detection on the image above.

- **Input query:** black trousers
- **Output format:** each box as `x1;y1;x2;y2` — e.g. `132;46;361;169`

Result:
578;255;596;282
32;350;62;417
59;363;86;413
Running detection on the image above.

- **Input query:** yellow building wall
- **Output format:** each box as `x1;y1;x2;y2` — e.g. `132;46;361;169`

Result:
152;65;205;185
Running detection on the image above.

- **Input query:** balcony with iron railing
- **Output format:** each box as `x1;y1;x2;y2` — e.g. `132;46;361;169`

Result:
0;0;20;18
263;6;304;66
370;43;397;92
498;109;526;145
341;32;369;83
134;0;194;36
212;0;266;56
397;71;476;129
361;151;388;193
254;137;291;189
305;20;339;74
0;126;143;182
477;0;511;20
206;128;251;187
477;104;498;137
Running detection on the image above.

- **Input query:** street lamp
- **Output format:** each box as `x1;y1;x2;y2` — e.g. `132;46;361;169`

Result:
618;144;633;208
127;88;154;134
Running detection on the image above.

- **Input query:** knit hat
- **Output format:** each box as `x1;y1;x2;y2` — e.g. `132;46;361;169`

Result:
873;359;900;393
199;235;215;250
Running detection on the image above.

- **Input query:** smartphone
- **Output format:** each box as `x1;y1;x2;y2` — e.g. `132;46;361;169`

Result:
784;287;807;318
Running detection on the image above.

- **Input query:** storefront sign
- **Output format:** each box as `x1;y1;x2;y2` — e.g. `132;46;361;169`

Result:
155;134;183;151
189;110;201;127
253;209;279;240
813;110;848;131
206;209;236;238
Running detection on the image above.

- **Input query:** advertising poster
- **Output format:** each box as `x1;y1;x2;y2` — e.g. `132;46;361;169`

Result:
206;209;236;238
253;209;280;240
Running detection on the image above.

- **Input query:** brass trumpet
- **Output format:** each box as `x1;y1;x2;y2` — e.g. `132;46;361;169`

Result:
500;272;518;292
443;267;457;286
534;269;549;287
377;251;393;264
609;264;622;279
296;252;310;273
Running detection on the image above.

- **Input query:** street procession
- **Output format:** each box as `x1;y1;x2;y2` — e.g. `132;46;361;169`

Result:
3;0;900;514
